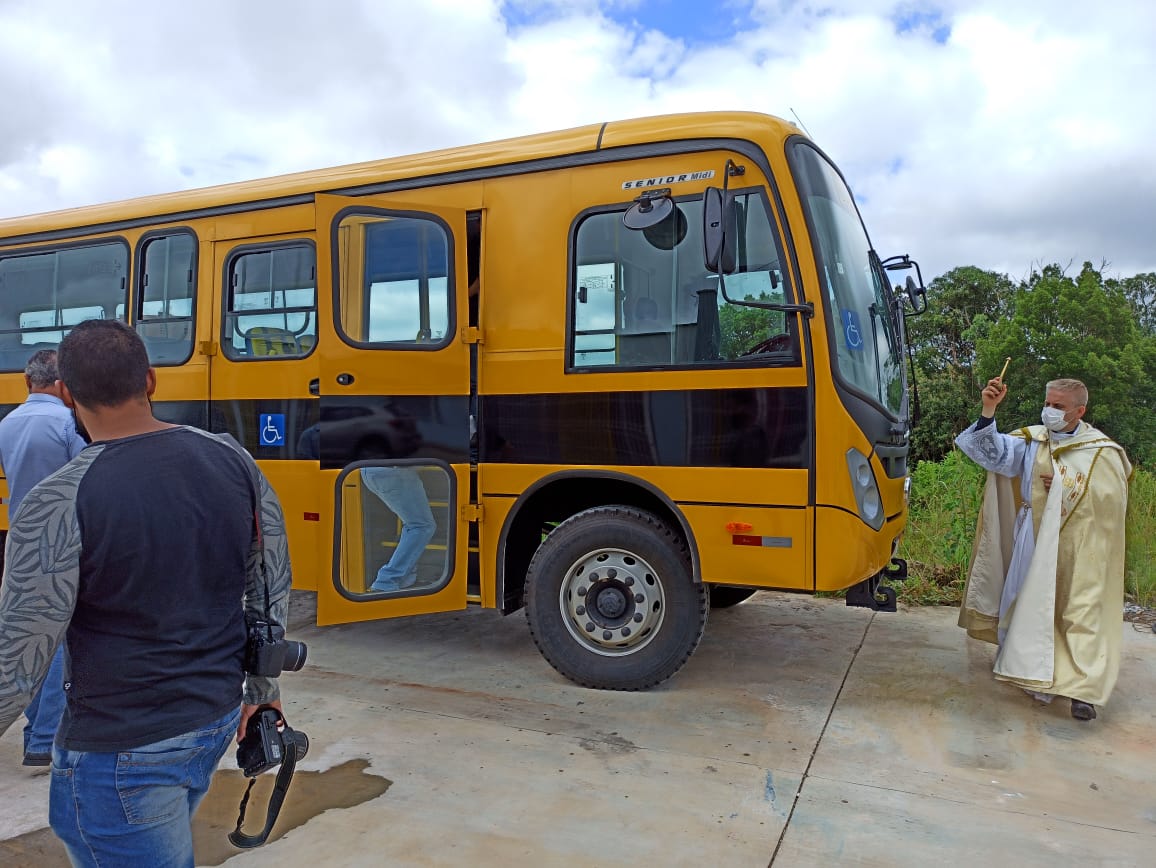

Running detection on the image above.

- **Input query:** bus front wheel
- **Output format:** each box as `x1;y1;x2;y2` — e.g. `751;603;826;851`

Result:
524;506;708;690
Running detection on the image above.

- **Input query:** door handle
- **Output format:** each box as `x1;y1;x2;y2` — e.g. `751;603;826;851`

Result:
335;373;355;386
308;378;319;396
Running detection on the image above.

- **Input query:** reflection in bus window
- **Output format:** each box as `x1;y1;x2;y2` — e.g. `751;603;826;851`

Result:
137;232;196;365
0;241;128;371
223;244;316;360
337;214;450;346
20;305;105;343
570;191;796;370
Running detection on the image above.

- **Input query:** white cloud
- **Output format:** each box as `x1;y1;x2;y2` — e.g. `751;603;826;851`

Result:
1;0;1154;281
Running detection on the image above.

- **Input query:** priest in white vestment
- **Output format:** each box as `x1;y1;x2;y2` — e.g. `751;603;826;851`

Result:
955;377;1131;720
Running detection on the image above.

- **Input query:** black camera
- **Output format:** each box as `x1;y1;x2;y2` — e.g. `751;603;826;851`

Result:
236;706;309;778
244;620;307;676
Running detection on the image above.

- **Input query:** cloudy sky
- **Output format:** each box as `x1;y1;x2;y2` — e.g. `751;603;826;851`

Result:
1;0;1152;282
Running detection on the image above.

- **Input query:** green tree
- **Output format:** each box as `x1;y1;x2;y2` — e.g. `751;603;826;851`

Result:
1108;271;1156;334
905;267;1016;461
975;262;1156;466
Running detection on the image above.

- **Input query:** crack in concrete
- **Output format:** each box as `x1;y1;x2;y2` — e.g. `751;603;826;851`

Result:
801;773;1156;838
769;611;876;865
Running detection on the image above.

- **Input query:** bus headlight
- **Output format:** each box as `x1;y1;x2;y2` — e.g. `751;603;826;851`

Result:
846;448;884;531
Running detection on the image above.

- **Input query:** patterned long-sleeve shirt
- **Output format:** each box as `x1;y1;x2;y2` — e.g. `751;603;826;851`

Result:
0;426;293;751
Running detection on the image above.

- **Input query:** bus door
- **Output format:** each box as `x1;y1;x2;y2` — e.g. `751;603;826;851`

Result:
208;234;322;589
314;194;472;625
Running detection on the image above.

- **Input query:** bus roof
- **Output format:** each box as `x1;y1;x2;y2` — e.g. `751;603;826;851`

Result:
0;111;800;240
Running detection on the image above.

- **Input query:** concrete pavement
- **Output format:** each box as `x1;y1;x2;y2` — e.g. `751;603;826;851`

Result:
2;592;1154;866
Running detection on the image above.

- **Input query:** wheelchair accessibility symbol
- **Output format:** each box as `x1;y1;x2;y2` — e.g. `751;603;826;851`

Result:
841;309;864;351
259;414;285;447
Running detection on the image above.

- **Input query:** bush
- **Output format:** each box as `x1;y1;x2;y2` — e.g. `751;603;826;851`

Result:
895;451;984;606
896;454;1154;609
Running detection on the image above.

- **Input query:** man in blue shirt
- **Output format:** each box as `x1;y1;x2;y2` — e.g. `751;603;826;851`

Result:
0;348;87;766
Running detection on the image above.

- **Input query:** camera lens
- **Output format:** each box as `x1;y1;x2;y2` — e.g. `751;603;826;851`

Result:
281;640;308;672
289;730;309;761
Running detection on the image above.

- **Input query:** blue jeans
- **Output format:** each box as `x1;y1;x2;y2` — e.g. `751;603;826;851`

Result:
24;644;67;756
362;466;436;591
49;707;240;868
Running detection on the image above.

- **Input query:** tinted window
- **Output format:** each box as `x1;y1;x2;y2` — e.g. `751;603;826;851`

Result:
338;464;453;598
136;232;196;365
223;244;317;360
0;241;128;371
570;191;796;370
335;214;451;346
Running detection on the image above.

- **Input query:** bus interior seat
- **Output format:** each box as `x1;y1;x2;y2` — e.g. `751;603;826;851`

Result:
673;324;699;363
297;333;317;354
244;327;301;357
618;331;672;366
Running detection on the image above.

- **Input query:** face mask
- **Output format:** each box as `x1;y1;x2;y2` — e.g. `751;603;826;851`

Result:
71;407;91;443
1041;406;1071;433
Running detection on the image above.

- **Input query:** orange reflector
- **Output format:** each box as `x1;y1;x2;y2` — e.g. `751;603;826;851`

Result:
304;512;320;522
732;534;762;547
726;521;753;533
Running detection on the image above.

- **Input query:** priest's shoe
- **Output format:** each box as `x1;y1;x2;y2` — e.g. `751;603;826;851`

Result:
1070;700;1097;721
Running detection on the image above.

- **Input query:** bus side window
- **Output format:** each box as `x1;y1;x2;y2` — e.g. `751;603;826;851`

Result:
334;213;451;346
222;243;317;360
570;189;798;371
135;231;197;366
0;241;129;372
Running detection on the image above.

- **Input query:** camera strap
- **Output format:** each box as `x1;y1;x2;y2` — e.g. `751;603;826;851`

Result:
227;736;299;849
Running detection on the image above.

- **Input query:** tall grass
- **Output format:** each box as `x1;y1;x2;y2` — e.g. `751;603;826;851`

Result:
895;451;983;606
1126;467;1156;608
896;453;1154;608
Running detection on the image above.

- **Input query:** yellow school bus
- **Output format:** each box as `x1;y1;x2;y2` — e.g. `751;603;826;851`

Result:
0;112;927;689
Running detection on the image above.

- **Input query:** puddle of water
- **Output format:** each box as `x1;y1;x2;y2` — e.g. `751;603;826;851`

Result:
0;759;390;868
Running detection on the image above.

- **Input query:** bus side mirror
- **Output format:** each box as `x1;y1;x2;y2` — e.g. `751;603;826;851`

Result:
703;187;735;274
904;275;928;314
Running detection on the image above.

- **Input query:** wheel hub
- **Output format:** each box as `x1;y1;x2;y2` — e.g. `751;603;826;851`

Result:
594;586;627;619
560;548;665;656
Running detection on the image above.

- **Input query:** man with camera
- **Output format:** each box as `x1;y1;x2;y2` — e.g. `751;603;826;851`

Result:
0;320;301;867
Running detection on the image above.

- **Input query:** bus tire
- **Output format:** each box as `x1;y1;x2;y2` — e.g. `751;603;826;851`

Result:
709;586;758;609
524;506;707;690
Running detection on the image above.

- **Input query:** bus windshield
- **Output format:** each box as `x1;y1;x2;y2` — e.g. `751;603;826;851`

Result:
791;144;905;417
